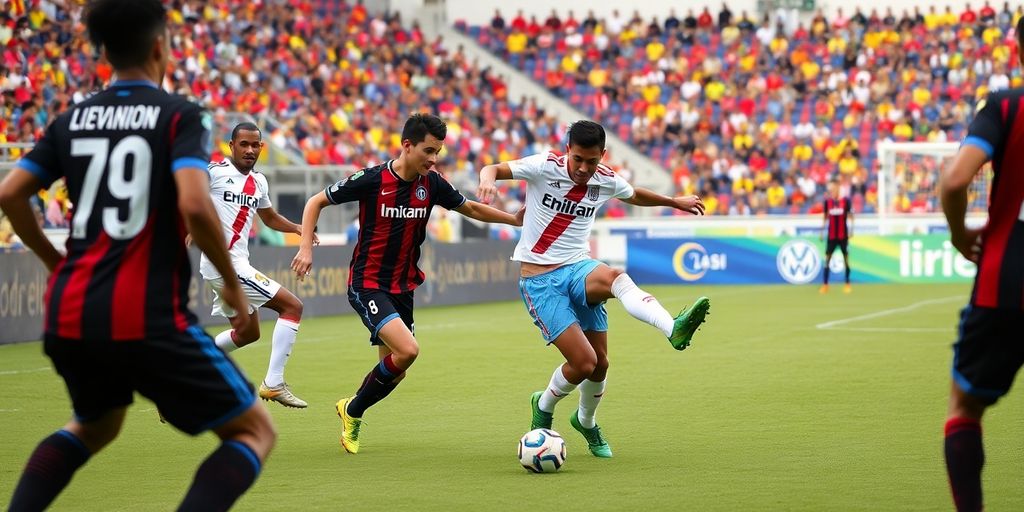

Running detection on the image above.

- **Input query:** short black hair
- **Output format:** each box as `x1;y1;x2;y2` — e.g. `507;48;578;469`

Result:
231;122;261;141
567;120;606;150
401;113;446;145
85;0;167;70
1018;16;1024;61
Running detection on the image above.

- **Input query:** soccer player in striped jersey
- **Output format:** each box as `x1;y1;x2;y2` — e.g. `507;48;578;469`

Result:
476;120;709;458
820;179;854;294
195;122;313;409
290;113;523;454
939;16;1024;512
0;1;274;510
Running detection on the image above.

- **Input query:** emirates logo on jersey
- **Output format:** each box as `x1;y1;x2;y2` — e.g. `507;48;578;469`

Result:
541;193;595;217
223;191;260;209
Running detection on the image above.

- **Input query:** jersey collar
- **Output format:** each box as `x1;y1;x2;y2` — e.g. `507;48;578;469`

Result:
110;79;159;89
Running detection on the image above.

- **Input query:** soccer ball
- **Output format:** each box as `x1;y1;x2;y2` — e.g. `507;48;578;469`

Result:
518;428;566;473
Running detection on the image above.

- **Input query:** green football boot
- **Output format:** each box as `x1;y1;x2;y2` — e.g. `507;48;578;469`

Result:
669;296;711;350
530;391;553;430
570;409;612;458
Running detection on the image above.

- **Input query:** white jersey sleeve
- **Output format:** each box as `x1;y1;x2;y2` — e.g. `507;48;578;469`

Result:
512;155;626;266
508;153;550;182
256;173;272;209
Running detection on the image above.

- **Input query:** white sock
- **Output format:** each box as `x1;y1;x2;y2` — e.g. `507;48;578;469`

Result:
538;364;578;413
611;273;674;337
215;329;240;353
264;318;299;387
577;378;606;429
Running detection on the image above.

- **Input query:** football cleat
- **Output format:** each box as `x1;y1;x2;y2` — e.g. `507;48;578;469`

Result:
530;391;553;430
258;382;308;408
843;284;852;294
570;409;612;458
819;285;829;294
336;397;362;454
669;296;710;350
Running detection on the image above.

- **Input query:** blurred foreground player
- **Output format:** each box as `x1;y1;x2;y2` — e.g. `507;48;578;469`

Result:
0;1;275;510
938;16;1024;512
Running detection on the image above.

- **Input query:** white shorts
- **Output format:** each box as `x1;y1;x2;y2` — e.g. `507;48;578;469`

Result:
206;265;281;318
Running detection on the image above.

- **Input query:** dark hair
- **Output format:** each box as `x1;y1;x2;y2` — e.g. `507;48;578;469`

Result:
401;113;446;145
567;120;606;150
231;122;261;141
1018;16;1024;60
85;0;167;70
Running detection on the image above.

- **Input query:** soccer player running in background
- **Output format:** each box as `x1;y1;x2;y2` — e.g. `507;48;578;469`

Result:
290;113;523;454
0;1;275;510
819;179;854;294
195;122;315;408
939;17;1024;512
476;120;709;458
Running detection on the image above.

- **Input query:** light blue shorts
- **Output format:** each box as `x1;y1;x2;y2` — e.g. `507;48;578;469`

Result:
518;259;608;343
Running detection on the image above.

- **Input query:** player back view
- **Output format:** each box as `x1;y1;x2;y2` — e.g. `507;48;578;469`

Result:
0;1;274;510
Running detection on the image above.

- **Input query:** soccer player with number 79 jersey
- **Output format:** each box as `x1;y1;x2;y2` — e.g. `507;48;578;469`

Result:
476;120;710;459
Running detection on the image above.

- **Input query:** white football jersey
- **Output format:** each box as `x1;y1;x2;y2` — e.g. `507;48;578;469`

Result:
510;152;634;265
199;159;272;279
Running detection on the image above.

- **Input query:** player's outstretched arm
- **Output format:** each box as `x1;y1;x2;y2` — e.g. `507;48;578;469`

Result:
175;167;251;328
455;200;523;226
291;192;331;280
0;168;63;271
941;145;988;262
622;187;705;215
476;162;515;204
258;207;319;244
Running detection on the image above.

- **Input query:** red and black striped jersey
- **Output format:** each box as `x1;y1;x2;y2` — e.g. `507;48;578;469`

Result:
324;161;466;293
823;197;851;241
17;80;211;340
962;88;1024;309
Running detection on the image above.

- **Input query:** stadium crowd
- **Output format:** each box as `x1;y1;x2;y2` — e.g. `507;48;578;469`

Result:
0;0;1020;240
462;2;1022;214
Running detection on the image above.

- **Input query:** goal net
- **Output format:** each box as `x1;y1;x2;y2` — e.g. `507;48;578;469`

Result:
876;141;990;220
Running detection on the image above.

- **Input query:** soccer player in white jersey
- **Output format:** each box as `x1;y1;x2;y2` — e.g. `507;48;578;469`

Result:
477;120;710;458
197;122;314;408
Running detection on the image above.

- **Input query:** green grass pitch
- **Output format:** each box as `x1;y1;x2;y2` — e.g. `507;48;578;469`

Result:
1;283;1022;511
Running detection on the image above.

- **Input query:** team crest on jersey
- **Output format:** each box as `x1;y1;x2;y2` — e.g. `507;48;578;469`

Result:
548;181;561;189
415;186;427;200
587;185;600;201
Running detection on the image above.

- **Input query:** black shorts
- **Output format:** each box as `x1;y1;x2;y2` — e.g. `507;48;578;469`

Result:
952;305;1024;404
348;288;414;345
44;326;255;435
826;239;849;255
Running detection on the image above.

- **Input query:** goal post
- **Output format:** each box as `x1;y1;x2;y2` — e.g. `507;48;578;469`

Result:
876;141;989;234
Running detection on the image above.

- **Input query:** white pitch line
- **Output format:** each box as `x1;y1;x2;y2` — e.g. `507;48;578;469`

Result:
0;367;50;376
822;327;951;333
816;296;963;330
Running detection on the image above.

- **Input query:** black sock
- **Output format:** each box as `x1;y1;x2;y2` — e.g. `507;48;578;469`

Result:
823;264;831;285
945;417;984;512
178;441;260;512
845;263;851;283
347;354;402;417
9;430;91;512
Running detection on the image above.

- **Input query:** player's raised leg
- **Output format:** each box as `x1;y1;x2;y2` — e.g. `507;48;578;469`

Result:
570;329;612;457
9;409;126;511
585;264;709;350
258;288;306;408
